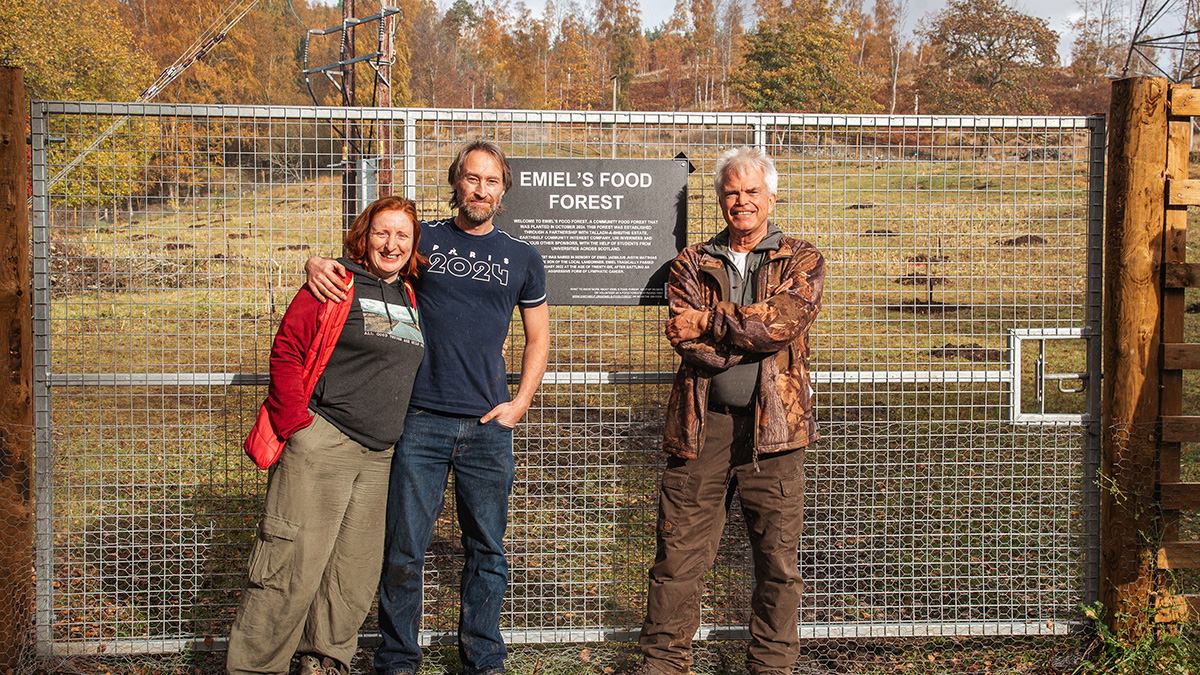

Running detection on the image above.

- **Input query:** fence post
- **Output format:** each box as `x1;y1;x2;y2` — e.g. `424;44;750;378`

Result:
1102;75;1169;636
0;66;33;670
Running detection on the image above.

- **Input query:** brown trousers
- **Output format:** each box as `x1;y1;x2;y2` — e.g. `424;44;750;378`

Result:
639;409;806;675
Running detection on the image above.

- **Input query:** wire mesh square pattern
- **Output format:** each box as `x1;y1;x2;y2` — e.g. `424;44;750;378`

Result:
28;103;1104;654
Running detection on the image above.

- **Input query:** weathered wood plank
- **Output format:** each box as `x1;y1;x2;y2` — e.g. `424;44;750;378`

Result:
1162;417;1200;444
1163;444;1182;489
1170;85;1200;115
1162;481;1200;509
1162;94;1190;534
1163;344;1200;369
1165;262;1200;288
1166;179;1200;206
1158;542;1200;569
1155;594;1200;623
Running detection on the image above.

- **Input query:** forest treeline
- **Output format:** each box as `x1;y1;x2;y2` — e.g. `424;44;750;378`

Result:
0;0;1152;117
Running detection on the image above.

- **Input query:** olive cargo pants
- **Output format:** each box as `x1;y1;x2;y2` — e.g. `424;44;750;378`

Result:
226;414;393;675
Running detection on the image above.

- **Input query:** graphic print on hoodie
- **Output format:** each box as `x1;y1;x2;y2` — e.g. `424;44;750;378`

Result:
360;297;423;345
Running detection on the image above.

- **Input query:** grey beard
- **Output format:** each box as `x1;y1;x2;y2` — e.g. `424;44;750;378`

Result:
460;198;501;224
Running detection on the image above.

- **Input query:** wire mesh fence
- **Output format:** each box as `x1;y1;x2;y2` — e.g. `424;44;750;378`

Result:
23;103;1106;670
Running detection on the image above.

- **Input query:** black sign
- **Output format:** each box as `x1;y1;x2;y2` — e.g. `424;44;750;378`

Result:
495;158;689;305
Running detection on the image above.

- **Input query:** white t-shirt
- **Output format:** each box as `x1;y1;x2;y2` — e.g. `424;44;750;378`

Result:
728;250;749;280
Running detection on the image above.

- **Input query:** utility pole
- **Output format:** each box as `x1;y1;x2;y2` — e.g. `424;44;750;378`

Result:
341;0;358;228
302;2;400;220
378;2;394;198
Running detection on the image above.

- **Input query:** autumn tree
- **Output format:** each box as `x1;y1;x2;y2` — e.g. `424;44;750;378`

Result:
0;0;151;100
733;1;872;113
1042;0;1127;114
754;0;787;23
688;0;717;109
506;5;552;109
551;8;603;108
404;0;461;107
445;0;483;71
838;0;870;69
0;0;156;210
378;0;417;108
916;0;1059;114
471;0;513;106
845;0;913;113
1070;0;1127;81
596;0;643;108
714;0;746;109
640;4;691;110
116;0;353;105
875;0;911;113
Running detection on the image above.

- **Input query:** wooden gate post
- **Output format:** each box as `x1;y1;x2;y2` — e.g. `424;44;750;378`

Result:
1102;76;1169;636
0;66;33;669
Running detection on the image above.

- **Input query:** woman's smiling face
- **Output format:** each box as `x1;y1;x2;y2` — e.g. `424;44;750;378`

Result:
365;209;415;283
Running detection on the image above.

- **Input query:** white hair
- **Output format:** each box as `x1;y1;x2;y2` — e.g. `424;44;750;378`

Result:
713;147;778;196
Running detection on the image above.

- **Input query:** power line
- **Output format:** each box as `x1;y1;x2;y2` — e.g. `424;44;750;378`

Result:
38;0;264;203
1124;0;1200;81
137;0;262;102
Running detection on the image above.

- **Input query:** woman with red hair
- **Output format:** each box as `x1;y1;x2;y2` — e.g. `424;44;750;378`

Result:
228;196;427;675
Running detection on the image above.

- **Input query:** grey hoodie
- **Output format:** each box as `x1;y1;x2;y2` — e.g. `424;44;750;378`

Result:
309;258;425;449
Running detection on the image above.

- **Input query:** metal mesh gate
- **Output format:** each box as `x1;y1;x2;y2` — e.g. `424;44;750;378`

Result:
29;103;1104;655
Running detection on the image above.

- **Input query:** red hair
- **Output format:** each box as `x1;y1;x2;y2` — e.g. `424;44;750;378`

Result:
343;196;427;280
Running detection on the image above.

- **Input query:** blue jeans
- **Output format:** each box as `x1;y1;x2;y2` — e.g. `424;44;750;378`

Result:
375;407;515;675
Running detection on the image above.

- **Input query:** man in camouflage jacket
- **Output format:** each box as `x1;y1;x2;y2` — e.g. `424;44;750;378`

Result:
636;147;825;675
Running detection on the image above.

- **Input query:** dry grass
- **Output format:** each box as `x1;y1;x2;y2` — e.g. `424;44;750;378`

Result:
35;135;1119;672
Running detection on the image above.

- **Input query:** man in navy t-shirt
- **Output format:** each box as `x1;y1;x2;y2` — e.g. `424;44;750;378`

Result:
305;140;549;675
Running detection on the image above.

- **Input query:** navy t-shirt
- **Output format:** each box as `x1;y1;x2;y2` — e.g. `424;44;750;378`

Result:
408;217;547;417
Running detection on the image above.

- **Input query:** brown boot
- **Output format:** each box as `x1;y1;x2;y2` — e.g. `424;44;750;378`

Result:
630;660;691;675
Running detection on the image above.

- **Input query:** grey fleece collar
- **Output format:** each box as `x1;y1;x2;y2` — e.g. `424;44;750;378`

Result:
702;222;785;262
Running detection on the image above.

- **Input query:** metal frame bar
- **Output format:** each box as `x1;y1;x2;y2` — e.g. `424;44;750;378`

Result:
29;102;55;654
1007;328;1094;425
1082;114;1106;606
34;102;1100;129
29;103;1106;653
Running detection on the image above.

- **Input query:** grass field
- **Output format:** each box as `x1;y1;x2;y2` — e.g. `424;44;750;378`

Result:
31;113;1197;673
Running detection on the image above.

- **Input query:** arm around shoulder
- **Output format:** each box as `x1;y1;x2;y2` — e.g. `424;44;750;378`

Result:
304;255;349;302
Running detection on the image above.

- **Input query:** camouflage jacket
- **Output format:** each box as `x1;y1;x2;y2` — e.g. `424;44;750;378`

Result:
662;226;825;459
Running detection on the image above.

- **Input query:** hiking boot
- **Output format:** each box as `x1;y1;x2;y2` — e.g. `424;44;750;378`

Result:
631;660;691;675
296;654;345;675
297;655;324;675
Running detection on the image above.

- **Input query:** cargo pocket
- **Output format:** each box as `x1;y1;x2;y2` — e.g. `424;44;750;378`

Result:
777;472;806;545
657;467;694;539
246;515;300;591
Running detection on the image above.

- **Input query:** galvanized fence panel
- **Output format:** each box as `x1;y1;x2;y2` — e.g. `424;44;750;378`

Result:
29;103;1104;656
